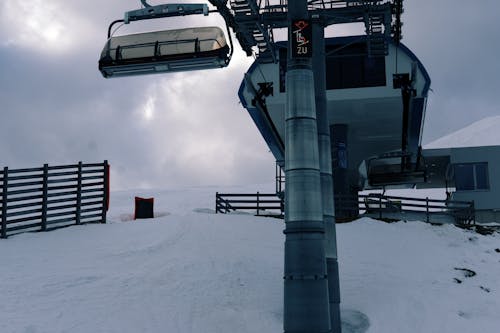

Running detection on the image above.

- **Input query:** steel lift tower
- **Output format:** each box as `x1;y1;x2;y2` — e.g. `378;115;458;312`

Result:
100;1;404;331
208;1;403;332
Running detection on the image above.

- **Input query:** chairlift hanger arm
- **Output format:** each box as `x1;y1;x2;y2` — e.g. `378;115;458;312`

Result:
107;3;213;38
125;3;209;24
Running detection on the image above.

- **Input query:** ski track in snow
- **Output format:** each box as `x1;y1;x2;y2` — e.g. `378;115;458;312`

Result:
0;185;499;333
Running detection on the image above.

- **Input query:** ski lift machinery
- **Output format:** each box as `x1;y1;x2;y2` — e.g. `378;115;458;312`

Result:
98;0;233;78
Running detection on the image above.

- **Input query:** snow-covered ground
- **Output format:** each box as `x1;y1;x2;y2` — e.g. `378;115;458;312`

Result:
1;185;499;333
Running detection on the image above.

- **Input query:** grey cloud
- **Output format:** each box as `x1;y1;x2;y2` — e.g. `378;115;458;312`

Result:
403;0;500;142
1;0;498;190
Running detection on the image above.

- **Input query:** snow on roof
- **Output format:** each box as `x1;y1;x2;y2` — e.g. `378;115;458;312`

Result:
425;115;500;149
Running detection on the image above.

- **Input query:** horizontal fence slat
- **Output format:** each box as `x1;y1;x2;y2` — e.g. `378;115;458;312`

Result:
47;171;78;177
47;184;78;191
81;163;105;168
8;180;44;188
217;193;278;197
362;201;443;210
47;203;77;211
81;200;104;207
46;210;76;219
7;201;42;211
81;181;104;188
46;197;76;206
47;178;78;184
359;194;436;203
6;194;44;203
80;213;104;220
46;190;78;198
225;205;282;210
7;188;43;196
47;164;79;171
81;175;104;181
7;222;42;232
401;203;449;210
7;215;42;225
81;170;104;175
358;194;473;206
81;194;104;201
7;174;43;181
220;199;282;204
80;207;103;215
81;188;103;194
79;218;103;224
45;217;76;226
7;167;44;174
7;208;43;218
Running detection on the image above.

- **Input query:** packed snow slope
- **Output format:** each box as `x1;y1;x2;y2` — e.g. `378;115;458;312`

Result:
425;115;500;148
1;185;499;333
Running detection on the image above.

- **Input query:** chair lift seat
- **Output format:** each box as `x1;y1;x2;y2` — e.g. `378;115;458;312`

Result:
99;26;230;78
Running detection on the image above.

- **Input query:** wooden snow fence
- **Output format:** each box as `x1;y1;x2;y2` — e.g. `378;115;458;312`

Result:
0;161;110;238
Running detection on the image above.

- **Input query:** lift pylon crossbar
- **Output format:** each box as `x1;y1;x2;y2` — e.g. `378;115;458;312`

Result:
124;3;209;23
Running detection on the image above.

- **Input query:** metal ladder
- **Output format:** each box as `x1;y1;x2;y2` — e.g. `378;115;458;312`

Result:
230;0;276;61
365;8;389;56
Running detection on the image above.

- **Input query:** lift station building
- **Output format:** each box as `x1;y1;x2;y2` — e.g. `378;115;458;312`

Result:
239;36;499;223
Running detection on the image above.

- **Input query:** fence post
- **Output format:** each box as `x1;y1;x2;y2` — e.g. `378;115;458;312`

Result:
101;160;109;224
471;200;475;225
41;164;48;232
76;162;82;225
215;192;219;214
379;195;382;220
1;167;8;238
256;191;260;216
426;197;429;223
280;195;285;217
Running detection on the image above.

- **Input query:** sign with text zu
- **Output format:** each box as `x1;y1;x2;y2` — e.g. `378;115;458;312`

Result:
291;19;312;58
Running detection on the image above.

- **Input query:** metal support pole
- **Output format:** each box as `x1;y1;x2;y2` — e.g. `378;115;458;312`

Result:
426;197;429;223
102;160;109;224
283;1;331;332
1;167;8;239
41;164;48;232
215;192;219;214
312;18;342;332
379;195;383;220
76;162;82;225
257;191;260;216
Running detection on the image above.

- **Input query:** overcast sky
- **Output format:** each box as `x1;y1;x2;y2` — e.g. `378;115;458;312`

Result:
1;0;498;190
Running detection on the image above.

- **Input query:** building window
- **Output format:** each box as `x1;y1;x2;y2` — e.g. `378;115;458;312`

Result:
325;42;386;90
278;41;386;93
454;162;489;191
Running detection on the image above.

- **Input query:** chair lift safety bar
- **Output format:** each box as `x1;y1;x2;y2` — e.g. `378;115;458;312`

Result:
98;3;232;78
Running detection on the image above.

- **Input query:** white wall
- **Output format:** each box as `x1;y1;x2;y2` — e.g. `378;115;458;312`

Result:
450;146;500;210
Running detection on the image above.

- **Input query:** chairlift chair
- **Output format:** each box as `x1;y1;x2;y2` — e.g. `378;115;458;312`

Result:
363;150;427;188
98;2;233;78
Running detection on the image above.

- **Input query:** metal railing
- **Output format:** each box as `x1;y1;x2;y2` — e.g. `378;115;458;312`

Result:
215;192;284;217
215;191;475;224
0;161;109;238
339;193;475;225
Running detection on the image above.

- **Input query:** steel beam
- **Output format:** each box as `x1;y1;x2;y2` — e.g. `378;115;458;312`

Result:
313;18;342;333
283;1;331;332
